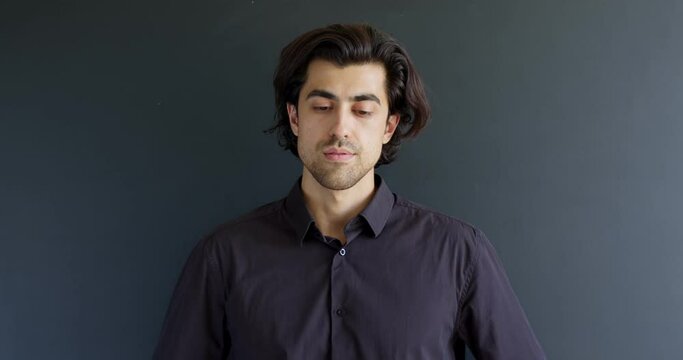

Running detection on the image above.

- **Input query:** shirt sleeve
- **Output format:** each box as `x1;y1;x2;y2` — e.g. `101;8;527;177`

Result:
153;236;230;360
455;228;546;360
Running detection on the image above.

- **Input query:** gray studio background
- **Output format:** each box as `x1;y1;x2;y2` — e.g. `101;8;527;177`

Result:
2;0;682;359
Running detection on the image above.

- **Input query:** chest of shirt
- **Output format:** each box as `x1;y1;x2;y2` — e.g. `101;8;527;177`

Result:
223;229;462;359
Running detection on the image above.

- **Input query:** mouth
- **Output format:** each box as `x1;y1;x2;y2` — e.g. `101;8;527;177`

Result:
323;148;355;162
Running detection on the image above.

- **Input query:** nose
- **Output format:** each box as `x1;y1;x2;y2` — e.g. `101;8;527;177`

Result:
328;106;353;139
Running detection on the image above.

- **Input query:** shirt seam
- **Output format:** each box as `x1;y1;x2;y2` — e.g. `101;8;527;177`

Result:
203;238;222;282
454;227;482;334
394;198;478;229
211;199;285;234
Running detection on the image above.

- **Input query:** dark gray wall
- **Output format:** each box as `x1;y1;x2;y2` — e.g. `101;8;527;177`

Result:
2;0;682;359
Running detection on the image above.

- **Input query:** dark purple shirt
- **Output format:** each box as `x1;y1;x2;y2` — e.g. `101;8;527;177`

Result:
154;175;545;359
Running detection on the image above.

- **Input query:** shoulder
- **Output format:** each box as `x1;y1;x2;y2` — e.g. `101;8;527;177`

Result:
389;194;491;295
389;194;492;265
201;198;287;246
393;194;482;239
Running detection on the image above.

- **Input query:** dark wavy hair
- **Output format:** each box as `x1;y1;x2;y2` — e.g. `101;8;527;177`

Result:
265;23;431;167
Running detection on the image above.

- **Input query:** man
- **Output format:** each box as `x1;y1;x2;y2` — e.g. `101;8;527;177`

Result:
154;23;545;359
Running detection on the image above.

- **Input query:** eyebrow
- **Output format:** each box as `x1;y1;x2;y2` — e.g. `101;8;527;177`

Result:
305;89;381;105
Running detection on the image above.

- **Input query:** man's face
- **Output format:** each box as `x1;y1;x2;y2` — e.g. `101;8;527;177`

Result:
287;59;400;191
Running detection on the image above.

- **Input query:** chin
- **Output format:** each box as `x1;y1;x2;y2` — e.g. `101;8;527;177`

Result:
315;169;372;191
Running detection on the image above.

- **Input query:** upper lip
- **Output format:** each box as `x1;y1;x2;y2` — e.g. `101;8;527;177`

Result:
323;148;354;155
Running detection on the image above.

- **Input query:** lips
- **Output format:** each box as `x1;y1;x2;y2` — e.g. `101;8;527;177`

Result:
323;148;355;162
325;150;353;155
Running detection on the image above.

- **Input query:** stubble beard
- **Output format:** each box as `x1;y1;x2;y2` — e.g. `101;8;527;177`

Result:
301;138;376;191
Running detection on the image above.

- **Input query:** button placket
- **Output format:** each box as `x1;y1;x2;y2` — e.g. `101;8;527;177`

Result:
330;240;350;359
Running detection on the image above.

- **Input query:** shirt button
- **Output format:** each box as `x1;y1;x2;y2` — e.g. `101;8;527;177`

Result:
335;308;345;317
339;248;346;256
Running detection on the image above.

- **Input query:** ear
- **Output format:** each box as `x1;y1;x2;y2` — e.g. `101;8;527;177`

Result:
287;102;299;136
383;114;400;144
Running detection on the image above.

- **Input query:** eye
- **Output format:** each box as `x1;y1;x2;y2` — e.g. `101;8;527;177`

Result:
354;109;373;117
313;104;332;112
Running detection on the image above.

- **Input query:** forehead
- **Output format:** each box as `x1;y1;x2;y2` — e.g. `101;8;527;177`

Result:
301;59;387;101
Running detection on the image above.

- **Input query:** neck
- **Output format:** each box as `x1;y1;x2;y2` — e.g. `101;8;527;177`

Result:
300;169;377;244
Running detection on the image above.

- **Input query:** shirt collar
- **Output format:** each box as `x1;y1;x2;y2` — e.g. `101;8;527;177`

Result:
358;174;395;238
284;174;395;245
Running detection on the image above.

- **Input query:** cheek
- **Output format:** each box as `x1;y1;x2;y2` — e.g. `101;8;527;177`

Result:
295;126;319;151
361;131;386;155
